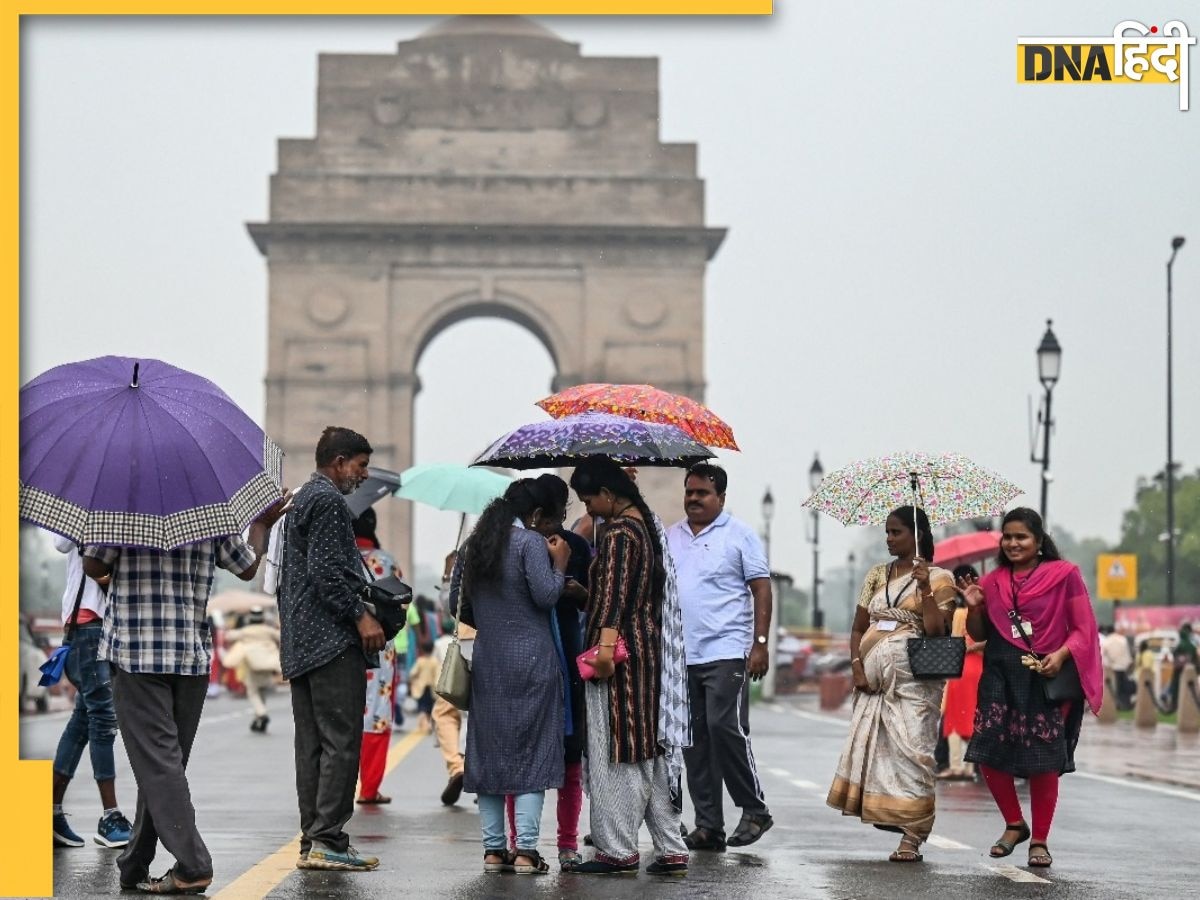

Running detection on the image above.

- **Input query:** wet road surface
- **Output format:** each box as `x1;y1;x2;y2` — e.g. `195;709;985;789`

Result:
23;689;1200;899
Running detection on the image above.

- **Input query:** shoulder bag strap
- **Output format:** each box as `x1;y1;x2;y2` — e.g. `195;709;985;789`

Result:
64;550;89;643
1007;576;1039;658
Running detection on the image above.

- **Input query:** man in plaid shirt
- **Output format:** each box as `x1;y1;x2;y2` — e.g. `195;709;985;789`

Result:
83;496;290;895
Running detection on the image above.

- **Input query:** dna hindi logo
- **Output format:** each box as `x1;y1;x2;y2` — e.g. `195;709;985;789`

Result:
1017;20;1196;111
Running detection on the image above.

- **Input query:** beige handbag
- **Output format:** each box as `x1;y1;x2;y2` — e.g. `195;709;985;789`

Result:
435;623;471;711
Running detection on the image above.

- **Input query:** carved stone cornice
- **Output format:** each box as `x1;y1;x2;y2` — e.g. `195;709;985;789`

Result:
247;222;727;261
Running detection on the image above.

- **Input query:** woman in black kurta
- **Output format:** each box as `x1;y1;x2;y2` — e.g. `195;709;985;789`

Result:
569;459;690;876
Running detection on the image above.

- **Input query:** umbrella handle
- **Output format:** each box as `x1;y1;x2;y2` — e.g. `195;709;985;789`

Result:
909;472;920;560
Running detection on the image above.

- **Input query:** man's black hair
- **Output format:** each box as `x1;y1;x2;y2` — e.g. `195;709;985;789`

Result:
314;426;373;467
685;462;727;495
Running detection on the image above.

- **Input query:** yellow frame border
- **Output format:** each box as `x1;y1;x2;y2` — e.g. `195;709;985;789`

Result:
6;4;770;896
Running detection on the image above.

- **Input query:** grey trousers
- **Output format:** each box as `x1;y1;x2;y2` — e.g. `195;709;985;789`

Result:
110;668;211;884
683;658;769;832
290;648;367;854
585;681;688;864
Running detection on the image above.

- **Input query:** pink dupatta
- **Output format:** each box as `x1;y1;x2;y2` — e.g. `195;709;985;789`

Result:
980;560;1103;715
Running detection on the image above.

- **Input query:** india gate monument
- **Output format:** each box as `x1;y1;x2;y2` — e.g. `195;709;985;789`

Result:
249;16;726;573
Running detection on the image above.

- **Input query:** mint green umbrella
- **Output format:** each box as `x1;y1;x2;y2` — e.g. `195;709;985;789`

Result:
397;463;511;515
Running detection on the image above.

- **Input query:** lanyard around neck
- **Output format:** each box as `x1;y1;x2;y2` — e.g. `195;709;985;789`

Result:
885;562;916;608
1007;562;1041;617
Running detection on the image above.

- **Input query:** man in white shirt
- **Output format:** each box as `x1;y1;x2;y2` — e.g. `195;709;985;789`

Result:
1100;625;1135;710
666;464;774;852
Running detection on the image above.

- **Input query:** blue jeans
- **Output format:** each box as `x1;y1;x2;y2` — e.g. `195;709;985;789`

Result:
479;792;544;851
52;623;118;783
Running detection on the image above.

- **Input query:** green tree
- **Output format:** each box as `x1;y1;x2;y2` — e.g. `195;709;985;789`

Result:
1115;468;1200;605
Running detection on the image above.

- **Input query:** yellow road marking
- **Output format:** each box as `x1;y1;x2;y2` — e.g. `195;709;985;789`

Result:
212;728;427;899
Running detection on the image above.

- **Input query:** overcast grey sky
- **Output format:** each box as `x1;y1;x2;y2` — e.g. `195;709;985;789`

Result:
21;3;1200;596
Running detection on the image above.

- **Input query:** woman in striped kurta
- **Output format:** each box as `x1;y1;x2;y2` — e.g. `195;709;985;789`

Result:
569;460;689;877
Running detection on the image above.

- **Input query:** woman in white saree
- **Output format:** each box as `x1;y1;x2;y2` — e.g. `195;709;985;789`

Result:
826;506;956;862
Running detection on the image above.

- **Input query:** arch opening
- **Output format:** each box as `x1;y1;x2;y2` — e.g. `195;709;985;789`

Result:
409;315;557;591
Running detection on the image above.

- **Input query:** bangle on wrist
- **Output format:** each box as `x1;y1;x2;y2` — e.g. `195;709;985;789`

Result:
851;657;862;665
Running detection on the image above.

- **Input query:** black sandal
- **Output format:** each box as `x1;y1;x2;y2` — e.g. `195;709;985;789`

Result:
989;821;1031;858
1027;842;1053;867
727;813;774;847
513;848;550;875
483;849;513;873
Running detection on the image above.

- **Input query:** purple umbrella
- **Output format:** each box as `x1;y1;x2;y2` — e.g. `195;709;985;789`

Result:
20;356;283;550
471;412;715;470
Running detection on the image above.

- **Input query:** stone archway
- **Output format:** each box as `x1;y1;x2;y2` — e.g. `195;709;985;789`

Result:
249;16;725;572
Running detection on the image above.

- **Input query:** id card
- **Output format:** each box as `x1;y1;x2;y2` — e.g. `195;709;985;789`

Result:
1011;620;1034;640
877;620;899;632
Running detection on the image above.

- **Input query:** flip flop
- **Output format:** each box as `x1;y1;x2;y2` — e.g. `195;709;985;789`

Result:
888;837;924;863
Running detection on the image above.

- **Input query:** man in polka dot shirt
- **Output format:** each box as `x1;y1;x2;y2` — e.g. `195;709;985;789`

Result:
279;426;387;873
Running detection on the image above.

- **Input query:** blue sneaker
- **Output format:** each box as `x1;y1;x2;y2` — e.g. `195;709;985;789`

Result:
95;811;133;848
52;812;85;848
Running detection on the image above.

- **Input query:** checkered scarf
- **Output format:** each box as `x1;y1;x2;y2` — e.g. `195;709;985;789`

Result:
653;513;691;796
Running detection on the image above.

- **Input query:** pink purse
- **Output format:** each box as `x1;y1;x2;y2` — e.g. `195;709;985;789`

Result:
576;636;629;681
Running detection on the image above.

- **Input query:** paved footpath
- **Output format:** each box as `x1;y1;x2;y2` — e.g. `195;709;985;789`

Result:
22;689;1200;899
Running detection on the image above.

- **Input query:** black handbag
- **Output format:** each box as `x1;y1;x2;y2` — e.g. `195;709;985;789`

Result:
1008;594;1084;703
906;635;966;680
1041;655;1084;702
359;574;412;641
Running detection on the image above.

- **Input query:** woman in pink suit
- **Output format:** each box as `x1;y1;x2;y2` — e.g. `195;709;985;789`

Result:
959;508;1102;869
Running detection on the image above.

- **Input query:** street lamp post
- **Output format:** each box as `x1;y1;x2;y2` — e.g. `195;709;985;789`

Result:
761;487;775;567
847;550;857;609
809;454;825;630
760;487;777;699
1030;320;1062;527
1167;236;1185;606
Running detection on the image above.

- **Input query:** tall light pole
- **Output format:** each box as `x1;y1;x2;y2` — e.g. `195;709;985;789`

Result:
761;487;775;566
760;487;777;700
1167;236;1185;606
847;550;857;609
1031;320;1062;527
809;454;825;630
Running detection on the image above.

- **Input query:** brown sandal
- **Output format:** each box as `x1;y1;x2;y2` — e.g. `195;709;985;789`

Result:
888;836;924;863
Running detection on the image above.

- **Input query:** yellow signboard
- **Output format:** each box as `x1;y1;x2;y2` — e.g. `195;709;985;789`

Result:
1096;553;1138;600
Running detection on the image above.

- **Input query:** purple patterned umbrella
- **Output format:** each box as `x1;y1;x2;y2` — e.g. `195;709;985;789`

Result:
472;412;714;470
20;356;284;550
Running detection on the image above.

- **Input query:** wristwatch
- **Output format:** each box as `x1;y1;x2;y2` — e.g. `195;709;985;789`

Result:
755;635;767;645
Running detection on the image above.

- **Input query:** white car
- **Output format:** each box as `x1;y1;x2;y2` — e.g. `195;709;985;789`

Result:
18;619;50;713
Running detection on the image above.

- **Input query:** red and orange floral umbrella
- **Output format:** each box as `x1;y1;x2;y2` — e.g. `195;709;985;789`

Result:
536;383;739;451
